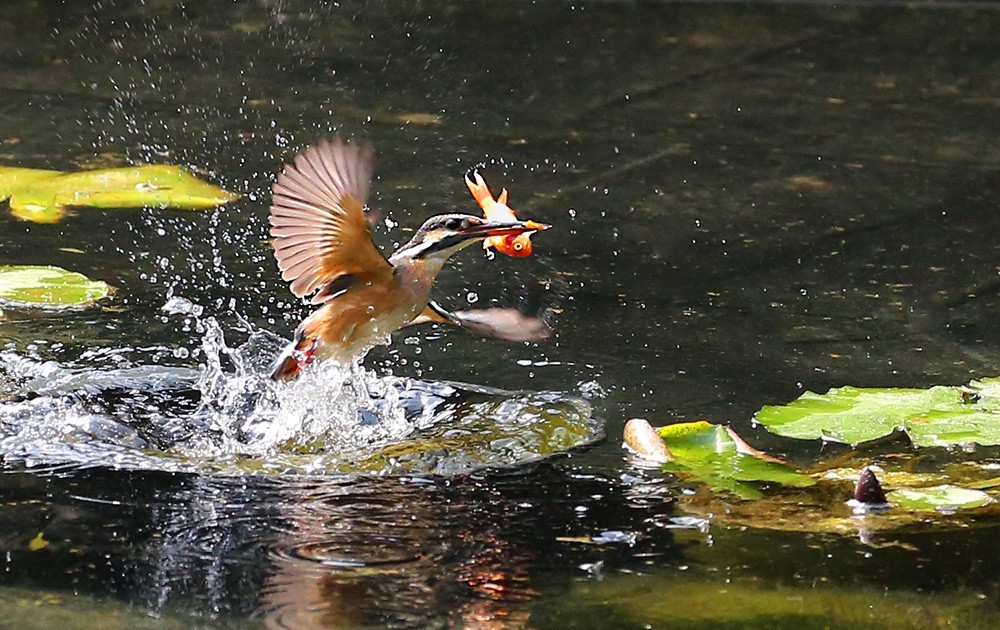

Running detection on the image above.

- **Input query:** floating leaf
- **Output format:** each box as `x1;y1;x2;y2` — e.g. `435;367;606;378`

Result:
965;476;1000;490
0;164;239;223
622;418;672;463
664;460;1000;538
0;265;110;307
888;485;992;511
656;420;814;499
964;377;1000;411
754;383;1000;447
28;532;48;551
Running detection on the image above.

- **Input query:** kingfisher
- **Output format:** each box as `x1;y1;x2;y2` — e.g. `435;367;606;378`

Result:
269;137;550;380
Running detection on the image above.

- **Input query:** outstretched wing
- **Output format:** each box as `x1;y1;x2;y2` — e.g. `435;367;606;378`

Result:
407;301;551;342
269;137;392;304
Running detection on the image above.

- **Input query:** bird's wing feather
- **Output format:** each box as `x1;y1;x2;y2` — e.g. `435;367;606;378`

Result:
405;301;551;342
269;138;392;304
407;301;456;327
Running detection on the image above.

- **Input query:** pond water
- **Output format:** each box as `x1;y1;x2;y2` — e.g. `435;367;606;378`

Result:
2;0;1000;627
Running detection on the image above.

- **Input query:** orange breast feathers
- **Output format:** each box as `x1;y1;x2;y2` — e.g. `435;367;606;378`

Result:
464;172;543;257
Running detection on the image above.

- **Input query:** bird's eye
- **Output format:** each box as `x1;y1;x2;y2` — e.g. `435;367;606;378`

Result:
513;241;523;250
445;217;463;230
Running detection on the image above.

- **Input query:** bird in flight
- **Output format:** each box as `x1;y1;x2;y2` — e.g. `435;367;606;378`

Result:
268;137;551;380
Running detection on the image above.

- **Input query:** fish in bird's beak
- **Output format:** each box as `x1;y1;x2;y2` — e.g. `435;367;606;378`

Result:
464;172;549;257
460;219;552;242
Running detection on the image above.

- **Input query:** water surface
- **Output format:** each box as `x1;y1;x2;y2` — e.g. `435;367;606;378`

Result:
2;0;1000;627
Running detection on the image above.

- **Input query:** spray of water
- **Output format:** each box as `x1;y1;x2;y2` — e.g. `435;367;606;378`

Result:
190;315;411;460
0;289;600;475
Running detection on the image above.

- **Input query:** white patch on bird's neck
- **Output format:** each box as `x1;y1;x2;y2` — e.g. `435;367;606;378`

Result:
390;237;436;262
389;237;477;275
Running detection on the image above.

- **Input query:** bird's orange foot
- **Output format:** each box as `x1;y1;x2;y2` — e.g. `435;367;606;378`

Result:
269;334;318;381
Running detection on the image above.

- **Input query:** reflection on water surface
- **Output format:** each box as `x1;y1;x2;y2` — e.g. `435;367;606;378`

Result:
2;0;1000;627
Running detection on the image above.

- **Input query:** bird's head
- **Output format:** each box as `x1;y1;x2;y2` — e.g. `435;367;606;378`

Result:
391;214;550;268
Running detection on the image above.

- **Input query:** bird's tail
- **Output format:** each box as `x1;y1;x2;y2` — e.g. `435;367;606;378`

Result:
269;331;318;381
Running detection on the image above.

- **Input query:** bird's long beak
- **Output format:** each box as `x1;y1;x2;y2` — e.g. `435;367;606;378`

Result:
462;219;551;241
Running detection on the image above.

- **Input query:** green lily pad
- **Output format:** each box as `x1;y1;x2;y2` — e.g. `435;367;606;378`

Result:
0;265;111;307
657;421;815;499
0;165;239;223
888;485;992;511
754;383;1000;447
670;460;1000;537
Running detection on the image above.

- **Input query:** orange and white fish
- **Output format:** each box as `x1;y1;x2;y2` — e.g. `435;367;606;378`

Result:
464;171;547;257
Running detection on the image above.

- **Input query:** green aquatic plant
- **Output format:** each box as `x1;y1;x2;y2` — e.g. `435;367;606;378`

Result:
0;165;239;223
754;380;1000;447
624;416;999;528
655;420;815;499
536;571;1000;628
0;265;110;307
888;485;992;512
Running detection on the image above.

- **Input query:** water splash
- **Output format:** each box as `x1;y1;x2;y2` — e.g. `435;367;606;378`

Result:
189;316;413;460
0;303;602;475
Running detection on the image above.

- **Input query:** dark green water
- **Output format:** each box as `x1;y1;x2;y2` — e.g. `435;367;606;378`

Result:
2;0;1000;627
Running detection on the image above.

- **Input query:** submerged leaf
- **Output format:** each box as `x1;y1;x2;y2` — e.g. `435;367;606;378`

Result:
342;396;599;475
541;569;1000;627
755;383;1000;447
822;466;949;488
0;265;110;307
888;485;992;511
656;420;814;499
0;164;239;223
